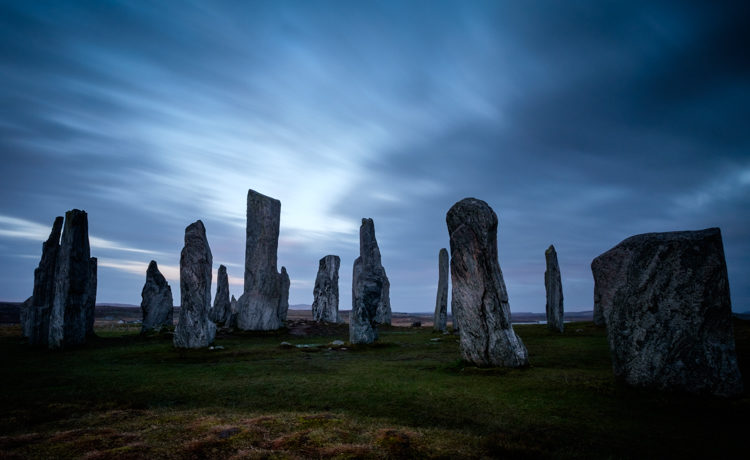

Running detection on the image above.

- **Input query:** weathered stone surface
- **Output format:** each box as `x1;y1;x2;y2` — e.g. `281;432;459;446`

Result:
174;220;216;348
25;216;63;345
312;255;340;323
278;266;290;323
446;198;529;367
236;190;287;331
226;294;238;329
350;218;391;343
48;210;96;349
592;228;742;396
433;248;448;332
140;260;174;333
211;265;232;326
544;245;564;333
20;296;33;338
85;257;97;337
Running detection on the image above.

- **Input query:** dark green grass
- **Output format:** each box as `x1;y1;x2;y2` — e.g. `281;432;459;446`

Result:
0;320;748;459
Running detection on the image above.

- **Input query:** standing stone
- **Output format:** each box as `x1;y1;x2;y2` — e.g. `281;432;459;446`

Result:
140;260;174;333
350;218;391;343
48;210;96;349
433;248;448;332
211;265;232;326
20;296;33;339
226;294;238;329
85;257;97;337
278;266;290;323
236;190;288;330
25;216;63;345
174;220;216;348
312;255;341;323
544;245;564;333
446;198;529;368
592;228;742;396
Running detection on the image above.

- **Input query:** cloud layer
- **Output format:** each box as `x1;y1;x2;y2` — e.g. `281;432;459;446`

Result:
1;1;748;312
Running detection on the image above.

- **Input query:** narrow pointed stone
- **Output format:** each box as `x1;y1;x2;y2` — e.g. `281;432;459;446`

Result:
544;245;564;333
48;210;96;349
211;265;232;326
447;198;529;368
433;248;448;332
140;260;174;333
278;266;290;323
25;216;63;346
174;220;216;348
312;255;341;323
592;228;742;396
85;257;97;337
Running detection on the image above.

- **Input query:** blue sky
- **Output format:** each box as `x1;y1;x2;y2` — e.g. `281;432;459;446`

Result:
1;0;748;312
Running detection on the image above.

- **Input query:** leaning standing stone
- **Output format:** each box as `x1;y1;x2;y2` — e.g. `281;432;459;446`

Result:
446;198;529;367
25;216;63;346
140;260;174;333
278;266;290;323
312;255;341;323
433;248;448;332
592;228;743;397
48;210;96;349
174;220;216;348
544;245;564;333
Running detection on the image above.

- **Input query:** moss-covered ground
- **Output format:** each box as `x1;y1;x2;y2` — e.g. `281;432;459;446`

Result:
1;320;748;459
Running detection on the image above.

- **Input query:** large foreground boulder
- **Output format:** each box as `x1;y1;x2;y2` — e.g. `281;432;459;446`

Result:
433;248;448;332
545;245;564;333
592;228;742;396
446;198;529;367
350;218;391;343
312;255;341;323
211;264;232;326
174;220;216;348
48;210;97;349
24;216;63;346
236;190;289;330
140;260;174;333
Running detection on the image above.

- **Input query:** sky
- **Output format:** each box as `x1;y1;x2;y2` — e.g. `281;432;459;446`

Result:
1;0;748;313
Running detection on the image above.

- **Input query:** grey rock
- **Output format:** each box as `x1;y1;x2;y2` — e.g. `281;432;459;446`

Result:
278;266;290;323
140;260;174;333
226;294;238;329
174;220;216;348
330;340;345;346
236;190;286;331
211;265;232;326
312;255;341;323
85;257;97;337
24;216;63;345
350;218;391;343
20;296;33;338
592;228;743;396
433;248;449;332
544;245;564;333
446;198;529;368
48;210;97;349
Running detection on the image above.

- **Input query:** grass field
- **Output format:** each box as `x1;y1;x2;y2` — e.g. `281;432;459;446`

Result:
1;320;748;459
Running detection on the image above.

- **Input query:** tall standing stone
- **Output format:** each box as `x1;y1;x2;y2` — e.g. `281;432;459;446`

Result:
544;245;564;333
312;255;341;323
174;220;216;348
592;228;742;396
236;190;288;330
446;198;529;368
48;210;96;349
211;265;232;326
350;218;391;343
433;248;448;332
85;257;97;337
24;216;63;345
278;266;290;323
140;260;174;333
